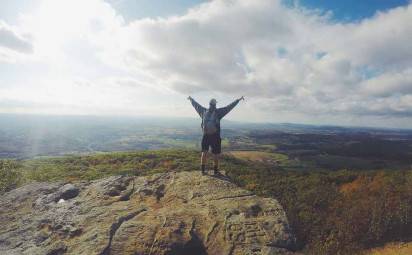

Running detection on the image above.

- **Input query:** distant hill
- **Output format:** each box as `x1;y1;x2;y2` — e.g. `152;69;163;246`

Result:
0;114;411;171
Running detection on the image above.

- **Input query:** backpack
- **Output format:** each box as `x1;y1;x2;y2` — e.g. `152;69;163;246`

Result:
202;110;218;135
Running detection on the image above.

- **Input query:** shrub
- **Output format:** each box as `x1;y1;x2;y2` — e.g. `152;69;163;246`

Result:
0;160;22;194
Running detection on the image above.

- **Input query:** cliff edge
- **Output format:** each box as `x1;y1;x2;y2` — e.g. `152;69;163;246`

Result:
0;171;296;255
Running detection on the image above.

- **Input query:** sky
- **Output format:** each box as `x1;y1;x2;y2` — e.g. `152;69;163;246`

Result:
0;0;412;128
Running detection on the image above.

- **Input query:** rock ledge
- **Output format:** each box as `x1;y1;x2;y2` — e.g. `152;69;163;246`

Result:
0;171;295;255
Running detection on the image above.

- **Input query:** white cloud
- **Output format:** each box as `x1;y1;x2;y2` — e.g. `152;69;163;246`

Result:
0;21;32;53
0;20;33;63
1;0;412;127
360;69;412;97
102;0;412;121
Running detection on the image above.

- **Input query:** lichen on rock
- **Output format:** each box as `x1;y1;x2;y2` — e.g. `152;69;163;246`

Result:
0;171;296;255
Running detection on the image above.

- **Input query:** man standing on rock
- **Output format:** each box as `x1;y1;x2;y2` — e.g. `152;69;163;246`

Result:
188;96;244;175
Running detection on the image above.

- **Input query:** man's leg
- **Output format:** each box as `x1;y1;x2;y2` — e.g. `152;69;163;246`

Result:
213;153;220;175
200;135;209;174
212;135;222;175
201;151;208;174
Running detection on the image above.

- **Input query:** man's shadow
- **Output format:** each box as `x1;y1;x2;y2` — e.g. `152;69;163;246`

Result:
205;171;232;182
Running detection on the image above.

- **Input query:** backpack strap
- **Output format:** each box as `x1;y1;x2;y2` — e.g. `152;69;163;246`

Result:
201;111;206;129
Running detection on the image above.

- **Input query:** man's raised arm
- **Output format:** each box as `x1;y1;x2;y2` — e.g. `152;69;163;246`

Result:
188;96;206;117
217;96;244;119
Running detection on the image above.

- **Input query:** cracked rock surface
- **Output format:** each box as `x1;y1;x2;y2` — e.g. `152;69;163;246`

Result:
0;171;296;255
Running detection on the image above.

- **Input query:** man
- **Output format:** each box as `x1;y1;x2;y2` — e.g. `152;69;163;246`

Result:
188;96;244;175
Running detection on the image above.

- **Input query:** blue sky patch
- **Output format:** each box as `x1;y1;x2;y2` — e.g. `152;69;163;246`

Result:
316;52;327;59
105;0;206;21
277;47;288;58
284;0;410;22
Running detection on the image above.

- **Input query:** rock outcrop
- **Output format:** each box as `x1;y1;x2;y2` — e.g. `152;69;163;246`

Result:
0;171;296;255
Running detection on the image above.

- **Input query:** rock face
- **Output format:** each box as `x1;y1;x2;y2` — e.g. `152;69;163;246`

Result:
0;171;296;255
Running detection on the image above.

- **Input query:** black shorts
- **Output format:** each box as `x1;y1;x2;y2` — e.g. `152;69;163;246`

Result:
201;134;221;154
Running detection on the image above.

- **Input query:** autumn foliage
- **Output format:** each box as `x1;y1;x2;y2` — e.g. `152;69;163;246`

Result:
227;167;412;254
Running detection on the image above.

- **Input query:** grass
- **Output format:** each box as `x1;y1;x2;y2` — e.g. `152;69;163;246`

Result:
365;242;412;255
0;160;22;194
259;144;278;150
20;149;201;182
227;150;312;171
228;150;287;162
12;149;251;184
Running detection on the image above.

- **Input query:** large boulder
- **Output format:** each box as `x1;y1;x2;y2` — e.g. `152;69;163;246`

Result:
0;171;296;255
